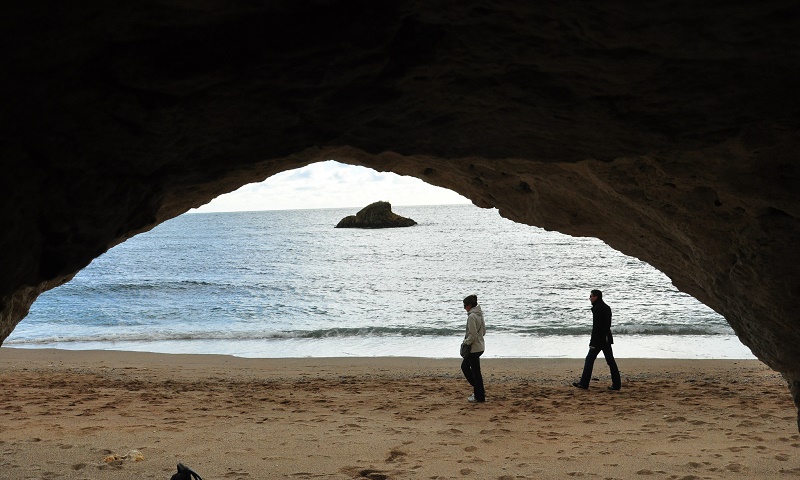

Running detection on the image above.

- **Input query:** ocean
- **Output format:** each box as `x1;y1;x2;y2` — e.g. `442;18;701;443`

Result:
5;204;754;359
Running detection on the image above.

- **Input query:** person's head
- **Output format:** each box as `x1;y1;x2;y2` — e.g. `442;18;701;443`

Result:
463;294;478;311
590;289;602;303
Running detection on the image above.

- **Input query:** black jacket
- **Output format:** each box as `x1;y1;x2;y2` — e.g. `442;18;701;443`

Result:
589;299;614;347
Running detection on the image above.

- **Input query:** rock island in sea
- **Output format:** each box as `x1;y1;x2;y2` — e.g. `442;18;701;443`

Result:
335;201;417;228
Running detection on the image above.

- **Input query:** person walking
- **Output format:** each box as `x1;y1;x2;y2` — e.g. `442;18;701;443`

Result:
461;294;486;403
573;289;621;390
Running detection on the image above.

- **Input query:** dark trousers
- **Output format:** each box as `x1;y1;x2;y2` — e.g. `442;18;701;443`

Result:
461;351;485;401
579;344;621;388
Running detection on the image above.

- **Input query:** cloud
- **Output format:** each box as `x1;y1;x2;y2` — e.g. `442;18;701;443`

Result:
191;160;470;213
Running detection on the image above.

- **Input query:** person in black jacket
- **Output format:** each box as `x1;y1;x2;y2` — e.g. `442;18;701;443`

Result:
572;289;621;390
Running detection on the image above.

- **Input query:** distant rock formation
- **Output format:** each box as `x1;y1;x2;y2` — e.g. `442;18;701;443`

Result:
335;201;417;229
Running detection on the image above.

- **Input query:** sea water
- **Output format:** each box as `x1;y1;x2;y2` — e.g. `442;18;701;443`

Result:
5;205;754;359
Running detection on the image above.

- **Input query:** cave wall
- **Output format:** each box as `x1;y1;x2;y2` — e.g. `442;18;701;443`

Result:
1;1;799;425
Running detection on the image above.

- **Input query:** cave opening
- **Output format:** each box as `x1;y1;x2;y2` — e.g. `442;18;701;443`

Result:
6;162;752;361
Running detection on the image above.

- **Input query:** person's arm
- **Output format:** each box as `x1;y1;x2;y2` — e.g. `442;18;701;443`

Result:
589;305;611;347
589;308;603;347
603;306;613;343
464;313;478;345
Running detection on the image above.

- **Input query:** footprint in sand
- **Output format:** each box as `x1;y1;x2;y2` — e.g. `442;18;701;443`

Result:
223;470;249;477
385;449;407;463
663;415;686;423
725;463;743;472
341;467;389;479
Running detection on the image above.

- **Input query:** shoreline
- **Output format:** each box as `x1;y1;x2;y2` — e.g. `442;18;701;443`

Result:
3;333;756;360
1;348;797;479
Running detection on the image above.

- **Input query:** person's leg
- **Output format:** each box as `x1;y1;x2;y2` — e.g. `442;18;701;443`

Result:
469;351;485;401
578;347;600;387
461;355;474;386
602;345;621;389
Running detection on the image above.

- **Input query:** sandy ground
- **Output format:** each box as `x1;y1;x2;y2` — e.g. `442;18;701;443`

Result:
0;348;798;479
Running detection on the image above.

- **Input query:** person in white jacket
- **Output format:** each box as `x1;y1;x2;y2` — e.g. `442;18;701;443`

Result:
461;294;486;403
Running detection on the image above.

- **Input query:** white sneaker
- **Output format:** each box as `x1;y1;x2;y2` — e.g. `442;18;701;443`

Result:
467;395;477;403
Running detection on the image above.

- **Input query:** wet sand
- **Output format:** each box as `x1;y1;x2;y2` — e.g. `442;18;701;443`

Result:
0;348;798;479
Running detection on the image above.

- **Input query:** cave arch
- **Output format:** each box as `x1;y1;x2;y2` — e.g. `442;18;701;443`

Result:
1;0;798;428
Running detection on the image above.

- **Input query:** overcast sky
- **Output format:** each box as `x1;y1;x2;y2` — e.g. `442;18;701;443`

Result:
191;160;470;213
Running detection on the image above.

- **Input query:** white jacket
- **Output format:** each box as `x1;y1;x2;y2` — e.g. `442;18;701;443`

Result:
463;304;486;353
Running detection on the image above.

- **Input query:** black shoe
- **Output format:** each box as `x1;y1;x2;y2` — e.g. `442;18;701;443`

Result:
572;382;588;389
608;386;621;391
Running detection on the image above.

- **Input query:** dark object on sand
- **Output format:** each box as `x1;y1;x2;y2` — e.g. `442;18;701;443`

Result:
171;463;203;480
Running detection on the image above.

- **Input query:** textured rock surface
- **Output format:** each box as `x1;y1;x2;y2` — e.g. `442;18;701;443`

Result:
336;201;417;228
1;2;799;427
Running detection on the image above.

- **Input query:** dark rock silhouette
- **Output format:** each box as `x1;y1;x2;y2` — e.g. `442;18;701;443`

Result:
335;202;416;229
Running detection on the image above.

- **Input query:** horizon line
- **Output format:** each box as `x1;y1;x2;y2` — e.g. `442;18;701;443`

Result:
187;200;475;215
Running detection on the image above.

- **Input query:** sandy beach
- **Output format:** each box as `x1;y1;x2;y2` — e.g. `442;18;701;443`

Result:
0;348;797;479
